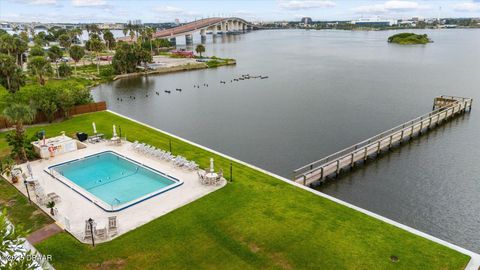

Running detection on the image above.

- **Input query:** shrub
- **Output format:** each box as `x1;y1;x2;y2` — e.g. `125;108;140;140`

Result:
58;62;72;77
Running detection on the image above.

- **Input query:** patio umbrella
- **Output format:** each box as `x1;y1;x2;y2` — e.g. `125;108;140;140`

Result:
26;162;33;177
210;158;214;173
92;122;97;134
113;125;117;137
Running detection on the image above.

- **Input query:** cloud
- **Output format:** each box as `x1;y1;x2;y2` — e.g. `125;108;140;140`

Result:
278;0;336;10
154;6;184;14
8;0;57;5
71;0;107;7
152;5;200;17
451;2;480;12
354;1;430;14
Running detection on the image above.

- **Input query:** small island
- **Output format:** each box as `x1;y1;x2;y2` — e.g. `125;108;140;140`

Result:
388;33;432;45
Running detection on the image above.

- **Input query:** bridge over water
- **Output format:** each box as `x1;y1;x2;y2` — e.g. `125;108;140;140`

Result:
118;17;254;45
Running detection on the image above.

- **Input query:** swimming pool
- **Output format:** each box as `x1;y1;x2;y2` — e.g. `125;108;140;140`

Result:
47;151;182;211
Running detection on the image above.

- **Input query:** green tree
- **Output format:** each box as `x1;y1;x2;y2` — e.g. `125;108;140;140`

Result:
58;33;72;50
2;104;36;161
48;45;63;78
33;31;48;46
88;38;104;75
0;54;25;93
13;36;28;67
0;34;15;56
195;44;205;57
69;45;85;75
28;56;52;85
58;62;72;77
33;89;58;123
102;30;116;50
57;88;75;118
29;45;45;57
19;31;29;43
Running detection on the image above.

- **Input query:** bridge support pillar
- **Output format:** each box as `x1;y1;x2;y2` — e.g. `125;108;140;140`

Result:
222;22;228;34
185;34;193;46
200;29;206;43
169;37;176;46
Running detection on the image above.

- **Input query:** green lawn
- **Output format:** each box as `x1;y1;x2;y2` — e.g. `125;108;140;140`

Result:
1;111;470;269
0;178;53;233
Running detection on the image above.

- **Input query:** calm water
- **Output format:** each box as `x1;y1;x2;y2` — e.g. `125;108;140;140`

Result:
92;29;480;252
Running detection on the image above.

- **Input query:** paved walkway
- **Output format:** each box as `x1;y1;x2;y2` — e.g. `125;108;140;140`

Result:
26;223;63;244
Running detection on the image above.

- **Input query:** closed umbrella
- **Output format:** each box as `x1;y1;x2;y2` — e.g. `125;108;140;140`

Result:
92;122;97;134
113;125;117;137
210;158;214;173
27;162;33;177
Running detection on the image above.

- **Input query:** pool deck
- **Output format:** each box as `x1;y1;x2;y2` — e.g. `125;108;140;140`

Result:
13;140;226;243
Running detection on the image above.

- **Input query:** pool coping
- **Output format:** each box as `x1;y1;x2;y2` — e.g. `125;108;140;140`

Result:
106;109;480;269
45;150;184;212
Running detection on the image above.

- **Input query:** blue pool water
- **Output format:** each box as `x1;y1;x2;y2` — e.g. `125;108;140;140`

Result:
48;151;181;211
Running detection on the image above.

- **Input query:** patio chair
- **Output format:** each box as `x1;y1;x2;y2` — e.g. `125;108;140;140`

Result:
95;226;107;240
47;192;62;203
108;216;118;237
84;220;94;240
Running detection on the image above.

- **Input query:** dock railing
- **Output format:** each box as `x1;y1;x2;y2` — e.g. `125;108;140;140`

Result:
293;95;473;185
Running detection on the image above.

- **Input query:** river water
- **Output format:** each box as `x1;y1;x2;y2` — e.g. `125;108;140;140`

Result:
91;29;480;252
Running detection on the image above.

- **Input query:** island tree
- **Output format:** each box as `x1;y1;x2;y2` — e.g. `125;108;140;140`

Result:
195;44;205;57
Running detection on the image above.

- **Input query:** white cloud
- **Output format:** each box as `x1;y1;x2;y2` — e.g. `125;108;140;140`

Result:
152;5;200;17
30;0;56;4
278;0;336;10
451;2;480;12
354;1;430;14
8;0;57;5
154;6;184;14
71;0;106;7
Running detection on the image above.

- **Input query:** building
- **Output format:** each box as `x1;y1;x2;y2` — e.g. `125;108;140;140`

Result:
351;18;397;27
128;19;142;25
300;17;313;25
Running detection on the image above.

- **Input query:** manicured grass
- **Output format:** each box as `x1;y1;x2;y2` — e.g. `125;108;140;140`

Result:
1;111;470;269
0;178;53;233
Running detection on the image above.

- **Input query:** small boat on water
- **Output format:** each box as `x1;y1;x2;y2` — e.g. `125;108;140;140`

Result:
165;90;171;94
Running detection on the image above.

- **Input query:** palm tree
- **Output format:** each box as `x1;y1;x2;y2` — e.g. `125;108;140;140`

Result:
0;53;25;93
28;56;52;85
48;45;63;78
2;104;36;162
122;27;128;37
145;27;154;55
88;38;103;75
195;44;205;57
0;34;15;56
69;45;85;75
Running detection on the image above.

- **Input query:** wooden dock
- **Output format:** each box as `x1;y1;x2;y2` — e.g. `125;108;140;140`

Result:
293;95;473;186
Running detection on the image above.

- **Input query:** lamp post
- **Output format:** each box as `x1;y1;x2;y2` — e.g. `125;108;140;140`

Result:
23;180;31;204
88;218;95;247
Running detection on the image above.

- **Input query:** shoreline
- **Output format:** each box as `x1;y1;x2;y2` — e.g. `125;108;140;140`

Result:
112;60;237;81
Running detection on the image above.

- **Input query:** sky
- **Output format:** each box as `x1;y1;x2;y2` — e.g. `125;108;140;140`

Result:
0;0;479;23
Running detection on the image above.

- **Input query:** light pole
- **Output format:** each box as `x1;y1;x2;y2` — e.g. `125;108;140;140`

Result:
23;180;31;204
88;218;95;247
